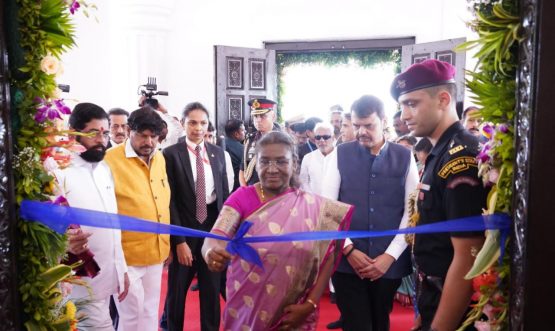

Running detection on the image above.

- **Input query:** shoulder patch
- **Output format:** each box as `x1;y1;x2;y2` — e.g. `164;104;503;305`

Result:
446;176;480;189
448;145;465;155
438;156;478;179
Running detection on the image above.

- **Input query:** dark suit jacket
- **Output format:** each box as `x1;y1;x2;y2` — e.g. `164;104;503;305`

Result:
163;139;229;250
225;137;243;191
298;141;317;164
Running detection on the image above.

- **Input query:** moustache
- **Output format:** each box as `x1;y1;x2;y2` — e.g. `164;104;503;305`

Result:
115;133;126;137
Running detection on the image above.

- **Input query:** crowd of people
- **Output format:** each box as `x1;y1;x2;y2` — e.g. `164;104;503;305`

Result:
61;59;487;331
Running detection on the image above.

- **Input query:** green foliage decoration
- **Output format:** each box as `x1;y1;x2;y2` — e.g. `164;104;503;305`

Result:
276;50;400;121
456;0;521;330
7;0;82;329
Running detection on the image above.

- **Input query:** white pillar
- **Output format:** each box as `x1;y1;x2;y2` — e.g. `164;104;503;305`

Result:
109;0;176;110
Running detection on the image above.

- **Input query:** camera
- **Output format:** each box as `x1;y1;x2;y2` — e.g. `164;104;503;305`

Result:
138;77;169;109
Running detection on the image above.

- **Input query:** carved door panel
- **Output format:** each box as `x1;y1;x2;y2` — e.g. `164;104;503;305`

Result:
214;45;277;135
401;38;466;102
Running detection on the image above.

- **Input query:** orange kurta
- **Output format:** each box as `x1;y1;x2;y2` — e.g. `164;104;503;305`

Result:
104;143;170;266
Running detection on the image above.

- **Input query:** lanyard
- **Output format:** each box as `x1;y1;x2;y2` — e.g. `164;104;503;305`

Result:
186;144;210;165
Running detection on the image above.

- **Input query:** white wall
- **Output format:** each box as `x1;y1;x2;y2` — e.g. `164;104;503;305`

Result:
60;0;475;118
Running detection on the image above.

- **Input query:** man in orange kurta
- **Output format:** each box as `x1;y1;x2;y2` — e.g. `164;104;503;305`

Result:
104;107;170;331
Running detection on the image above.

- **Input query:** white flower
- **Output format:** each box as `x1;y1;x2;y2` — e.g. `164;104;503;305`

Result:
40;55;61;75
43;156;60;173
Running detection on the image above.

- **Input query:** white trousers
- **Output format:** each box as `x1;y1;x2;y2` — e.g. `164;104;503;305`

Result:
115;264;163;331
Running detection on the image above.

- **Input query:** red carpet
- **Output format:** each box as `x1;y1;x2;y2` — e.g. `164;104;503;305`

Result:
159;269;415;330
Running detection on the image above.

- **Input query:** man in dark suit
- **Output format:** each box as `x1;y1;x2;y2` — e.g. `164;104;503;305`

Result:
107;108;129;149
224;119;245;192
162;102;229;331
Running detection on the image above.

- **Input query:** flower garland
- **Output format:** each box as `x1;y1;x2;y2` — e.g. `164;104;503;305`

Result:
457;0;520;330
7;0;94;329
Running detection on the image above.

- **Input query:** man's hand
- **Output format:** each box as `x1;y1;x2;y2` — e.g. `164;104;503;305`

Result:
164;251;173;267
278;302;314;330
359;253;395;281
410;314;422;331
118;272;130;302
345;247;373;278
205;246;232;272
176;242;193;266
67;228;92;255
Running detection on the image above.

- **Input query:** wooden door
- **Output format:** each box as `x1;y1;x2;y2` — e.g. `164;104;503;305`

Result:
401;38;466;102
214;45;277;135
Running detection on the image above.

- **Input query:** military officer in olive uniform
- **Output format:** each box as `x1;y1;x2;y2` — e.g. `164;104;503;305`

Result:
391;59;488;331
239;99;279;186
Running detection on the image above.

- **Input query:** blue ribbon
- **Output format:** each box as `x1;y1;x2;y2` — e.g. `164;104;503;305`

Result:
19;200;511;268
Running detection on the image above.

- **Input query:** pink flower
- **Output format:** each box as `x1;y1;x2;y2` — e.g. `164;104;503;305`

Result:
481;124;495;140
497;124;509;134
488;168;499;184
477;144;491;163
34;98;71;123
474;321;492;331
483;304;495;321
69;1;80;14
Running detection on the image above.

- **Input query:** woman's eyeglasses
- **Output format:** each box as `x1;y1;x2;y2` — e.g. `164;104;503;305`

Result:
314;135;332;141
258;159;290;168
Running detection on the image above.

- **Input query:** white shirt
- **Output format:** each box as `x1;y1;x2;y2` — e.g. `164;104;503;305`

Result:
125;138;157;165
109;139;121;148
224;151;234;193
321;142;419;260
299;148;336;195
52;156;127;300
158;112;185;150
186;138;217;204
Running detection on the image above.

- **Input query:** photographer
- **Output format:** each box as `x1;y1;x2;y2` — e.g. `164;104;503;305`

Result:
138;95;184;149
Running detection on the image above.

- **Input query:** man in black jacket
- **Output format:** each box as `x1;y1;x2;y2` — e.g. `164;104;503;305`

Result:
162;102;229;331
224;119;245;192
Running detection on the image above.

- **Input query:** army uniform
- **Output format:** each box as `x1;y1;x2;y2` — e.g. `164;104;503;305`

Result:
241;130;263;186
390;59;488;331
413;122;487;328
240;99;278;186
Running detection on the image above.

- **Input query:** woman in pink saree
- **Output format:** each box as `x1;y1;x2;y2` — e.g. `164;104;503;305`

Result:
202;132;353;331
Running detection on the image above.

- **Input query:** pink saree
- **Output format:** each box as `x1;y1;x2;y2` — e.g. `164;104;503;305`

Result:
212;186;353;331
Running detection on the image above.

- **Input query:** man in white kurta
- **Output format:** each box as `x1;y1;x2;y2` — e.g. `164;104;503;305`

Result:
53;103;128;330
299;123;336;195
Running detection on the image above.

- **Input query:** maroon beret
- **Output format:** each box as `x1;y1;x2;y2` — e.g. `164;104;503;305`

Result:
390;59;456;101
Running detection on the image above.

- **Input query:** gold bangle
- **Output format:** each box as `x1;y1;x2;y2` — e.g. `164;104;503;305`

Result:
306;298;317;310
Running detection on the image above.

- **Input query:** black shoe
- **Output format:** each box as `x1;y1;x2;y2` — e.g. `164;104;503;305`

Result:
190;282;199;291
326;319;343;329
330;292;337;304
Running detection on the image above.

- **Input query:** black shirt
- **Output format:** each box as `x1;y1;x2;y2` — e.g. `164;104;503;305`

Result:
414;122;488;277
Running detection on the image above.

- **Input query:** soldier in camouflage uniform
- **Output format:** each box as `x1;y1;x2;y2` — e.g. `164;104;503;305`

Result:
239;99;279;186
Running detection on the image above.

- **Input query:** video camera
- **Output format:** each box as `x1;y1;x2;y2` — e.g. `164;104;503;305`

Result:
138;77;168;109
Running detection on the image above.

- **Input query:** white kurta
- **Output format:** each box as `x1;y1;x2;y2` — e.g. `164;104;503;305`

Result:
299;148;337;195
53;156;128;300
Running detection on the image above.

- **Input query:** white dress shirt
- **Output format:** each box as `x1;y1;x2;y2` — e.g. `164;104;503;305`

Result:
321;142;419;260
224;151;234;193
52;155;127;300
299;148;336;195
158;112;185;150
186;138;217;204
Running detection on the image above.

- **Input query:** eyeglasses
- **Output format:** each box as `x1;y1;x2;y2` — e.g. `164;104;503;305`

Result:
314;135;332;141
110;124;128;130
258;159;290;168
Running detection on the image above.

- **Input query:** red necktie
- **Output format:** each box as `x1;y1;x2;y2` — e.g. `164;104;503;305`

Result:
195;145;207;223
